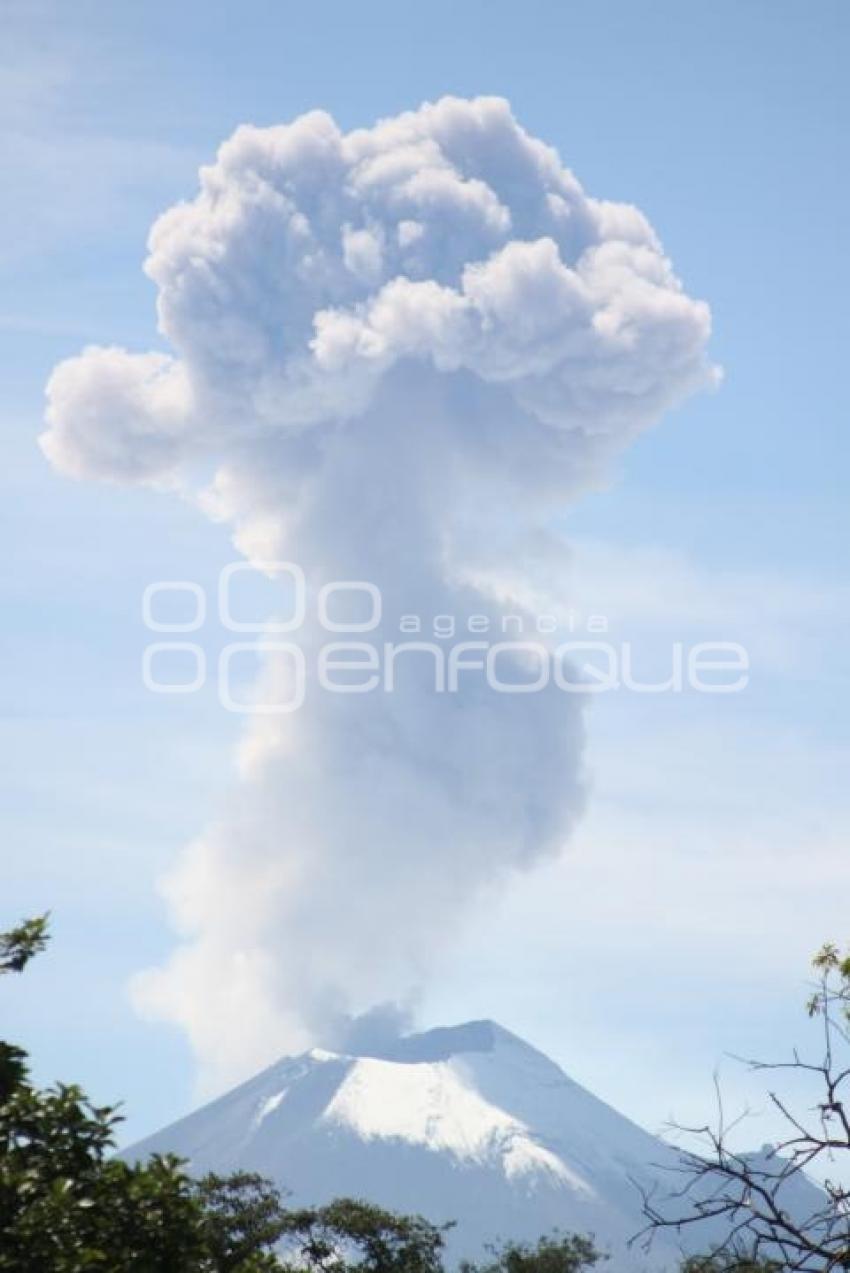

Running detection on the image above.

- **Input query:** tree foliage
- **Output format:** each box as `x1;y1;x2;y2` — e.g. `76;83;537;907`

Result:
461;1233;603;1273
0;1072;290;1271
275;1198;448;1272
0;915;287;1271
194;1173;291;1271
0;914;49;976
680;1257;780;1273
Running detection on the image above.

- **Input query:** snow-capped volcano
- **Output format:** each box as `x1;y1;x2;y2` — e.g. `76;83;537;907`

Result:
123;1020;818;1267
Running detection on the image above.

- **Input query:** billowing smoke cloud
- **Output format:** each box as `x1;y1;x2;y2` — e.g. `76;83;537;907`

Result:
42;97;717;1091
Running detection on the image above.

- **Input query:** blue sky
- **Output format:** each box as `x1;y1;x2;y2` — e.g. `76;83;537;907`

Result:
2;0;849;1146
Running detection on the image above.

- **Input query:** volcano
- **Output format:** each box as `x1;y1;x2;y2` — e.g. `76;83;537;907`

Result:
124;1020;820;1267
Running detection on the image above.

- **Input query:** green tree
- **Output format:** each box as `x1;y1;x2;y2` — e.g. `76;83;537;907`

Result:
0;914;286;1271
680;1257;780;1273
0;914;49;975
276;1197;448;1273
461;1233;603;1273
195;1173;290;1272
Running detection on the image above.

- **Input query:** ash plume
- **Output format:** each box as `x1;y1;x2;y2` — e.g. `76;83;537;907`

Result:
42;97;717;1091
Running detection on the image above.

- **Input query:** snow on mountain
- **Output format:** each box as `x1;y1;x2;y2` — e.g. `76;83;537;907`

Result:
122;1020;820;1268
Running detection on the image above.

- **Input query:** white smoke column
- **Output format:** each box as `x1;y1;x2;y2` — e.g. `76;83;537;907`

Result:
42;97;717;1091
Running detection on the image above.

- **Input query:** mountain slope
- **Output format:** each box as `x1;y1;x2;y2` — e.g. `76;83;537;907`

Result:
123;1020;820;1268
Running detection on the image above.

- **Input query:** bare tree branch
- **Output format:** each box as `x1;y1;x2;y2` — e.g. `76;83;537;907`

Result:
634;944;850;1273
